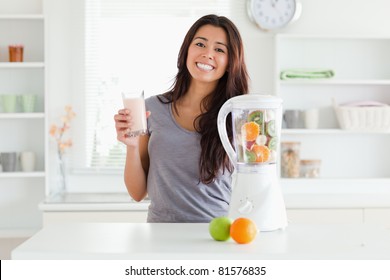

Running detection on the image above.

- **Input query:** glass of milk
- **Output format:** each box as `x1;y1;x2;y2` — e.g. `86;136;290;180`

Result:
122;90;148;137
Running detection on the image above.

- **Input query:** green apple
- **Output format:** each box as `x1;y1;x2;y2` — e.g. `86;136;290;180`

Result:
209;216;232;241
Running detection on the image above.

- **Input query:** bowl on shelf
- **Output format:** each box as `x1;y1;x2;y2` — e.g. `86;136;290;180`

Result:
333;99;390;132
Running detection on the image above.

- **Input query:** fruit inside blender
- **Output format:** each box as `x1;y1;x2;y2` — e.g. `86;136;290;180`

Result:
234;109;278;164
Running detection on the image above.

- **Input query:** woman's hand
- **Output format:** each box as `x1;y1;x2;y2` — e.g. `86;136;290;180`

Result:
114;109;151;147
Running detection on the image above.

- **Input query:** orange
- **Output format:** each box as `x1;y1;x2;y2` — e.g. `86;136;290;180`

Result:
251;144;270;163
230;217;258;244
241;122;260;141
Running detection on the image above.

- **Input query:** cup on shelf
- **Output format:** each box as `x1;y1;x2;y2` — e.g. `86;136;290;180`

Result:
9;44;24;62
304;108;319;129
0;94;18;113
0;152;17;172
20;94;37;112
20;151;36;172
283;109;304;128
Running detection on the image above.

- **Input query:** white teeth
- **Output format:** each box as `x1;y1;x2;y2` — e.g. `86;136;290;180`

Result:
196;62;214;71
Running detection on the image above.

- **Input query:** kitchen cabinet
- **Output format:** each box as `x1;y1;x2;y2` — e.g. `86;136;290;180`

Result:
364;209;390;227
38;193;148;225
38;191;390;226
287;209;364;224
42;211;147;225
0;0;46;232
275;34;390;190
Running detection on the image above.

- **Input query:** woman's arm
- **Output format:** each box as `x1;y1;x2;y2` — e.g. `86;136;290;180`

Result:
114;109;151;201
123;135;149;201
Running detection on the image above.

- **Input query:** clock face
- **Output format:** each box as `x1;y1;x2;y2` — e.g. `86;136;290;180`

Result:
248;0;297;30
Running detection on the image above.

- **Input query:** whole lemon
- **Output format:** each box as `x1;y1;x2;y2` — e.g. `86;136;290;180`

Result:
209;216;232;241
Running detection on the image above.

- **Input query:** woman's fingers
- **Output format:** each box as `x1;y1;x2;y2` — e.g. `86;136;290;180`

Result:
118;108;129;115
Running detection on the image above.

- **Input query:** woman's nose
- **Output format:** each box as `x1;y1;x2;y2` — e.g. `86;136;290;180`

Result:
202;48;213;60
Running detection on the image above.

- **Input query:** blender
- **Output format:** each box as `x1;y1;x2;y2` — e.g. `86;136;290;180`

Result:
217;94;287;231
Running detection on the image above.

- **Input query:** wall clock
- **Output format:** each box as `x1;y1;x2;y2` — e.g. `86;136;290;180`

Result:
247;0;302;31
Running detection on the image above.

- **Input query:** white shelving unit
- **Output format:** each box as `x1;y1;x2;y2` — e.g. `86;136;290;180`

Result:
0;0;46;233
275;34;390;189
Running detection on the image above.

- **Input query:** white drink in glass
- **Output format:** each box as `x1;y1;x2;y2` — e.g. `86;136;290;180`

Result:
122;91;148;137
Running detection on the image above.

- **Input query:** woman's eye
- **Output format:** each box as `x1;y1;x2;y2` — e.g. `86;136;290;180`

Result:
216;48;225;53
195;42;205;47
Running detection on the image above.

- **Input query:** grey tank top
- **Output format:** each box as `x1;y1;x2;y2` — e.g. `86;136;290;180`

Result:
145;95;232;223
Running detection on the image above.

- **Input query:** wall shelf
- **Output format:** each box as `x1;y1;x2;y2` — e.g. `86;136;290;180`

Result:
0;113;45;119
280;79;390;85
0;172;45;178
0;62;44;68
282;129;390;135
0;14;44;20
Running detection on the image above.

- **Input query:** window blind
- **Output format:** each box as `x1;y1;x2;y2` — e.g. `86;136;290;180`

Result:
83;0;231;170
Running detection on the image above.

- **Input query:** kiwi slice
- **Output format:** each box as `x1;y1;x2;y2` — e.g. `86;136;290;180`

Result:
248;110;264;127
244;150;256;163
266;120;276;137
267;137;278;151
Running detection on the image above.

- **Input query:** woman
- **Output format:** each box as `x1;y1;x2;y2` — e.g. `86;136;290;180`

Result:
114;14;249;222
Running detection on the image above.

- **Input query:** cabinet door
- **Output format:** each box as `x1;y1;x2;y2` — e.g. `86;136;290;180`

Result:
287;209;364;224
43;211;148;225
364;209;390;227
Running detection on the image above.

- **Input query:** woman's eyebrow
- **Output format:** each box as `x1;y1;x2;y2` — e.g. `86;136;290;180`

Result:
194;36;227;48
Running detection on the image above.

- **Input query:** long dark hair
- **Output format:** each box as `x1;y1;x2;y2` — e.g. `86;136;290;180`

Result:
158;14;249;183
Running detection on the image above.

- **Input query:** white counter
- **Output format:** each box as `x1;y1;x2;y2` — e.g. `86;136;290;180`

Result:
12;223;390;260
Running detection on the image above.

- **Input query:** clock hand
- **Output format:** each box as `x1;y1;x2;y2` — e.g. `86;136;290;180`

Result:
270;0;283;15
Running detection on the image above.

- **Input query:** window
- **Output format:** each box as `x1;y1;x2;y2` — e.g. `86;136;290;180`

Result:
78;0;231;172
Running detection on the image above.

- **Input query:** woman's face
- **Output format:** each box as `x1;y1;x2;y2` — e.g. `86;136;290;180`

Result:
186;24;229;86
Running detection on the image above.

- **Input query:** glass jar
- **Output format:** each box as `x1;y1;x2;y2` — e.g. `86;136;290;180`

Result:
280;142;300;178
300;159;321;178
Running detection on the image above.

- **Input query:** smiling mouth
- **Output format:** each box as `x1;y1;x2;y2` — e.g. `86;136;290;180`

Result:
196;62;214;71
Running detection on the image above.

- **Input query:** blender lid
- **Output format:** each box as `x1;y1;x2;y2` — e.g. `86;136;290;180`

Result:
230;94;283;109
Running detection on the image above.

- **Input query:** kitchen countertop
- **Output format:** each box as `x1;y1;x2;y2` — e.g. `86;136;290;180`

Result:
11;223;390;260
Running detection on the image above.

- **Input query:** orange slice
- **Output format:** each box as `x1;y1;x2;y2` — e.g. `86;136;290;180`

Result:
251;144;270;163
241;121;260;141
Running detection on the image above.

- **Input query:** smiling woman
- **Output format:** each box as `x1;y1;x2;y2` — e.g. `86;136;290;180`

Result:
113;14;249;222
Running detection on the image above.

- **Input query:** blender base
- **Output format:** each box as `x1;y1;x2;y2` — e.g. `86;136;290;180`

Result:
228;165;288;232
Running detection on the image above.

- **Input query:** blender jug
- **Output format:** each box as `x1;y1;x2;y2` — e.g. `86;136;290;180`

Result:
217;94;287;231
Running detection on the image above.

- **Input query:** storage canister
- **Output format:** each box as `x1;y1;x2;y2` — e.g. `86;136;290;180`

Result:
300;159;321;178
281;142;300;178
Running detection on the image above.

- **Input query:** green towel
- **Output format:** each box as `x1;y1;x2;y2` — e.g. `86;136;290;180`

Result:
280;69;335;80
